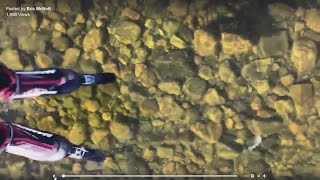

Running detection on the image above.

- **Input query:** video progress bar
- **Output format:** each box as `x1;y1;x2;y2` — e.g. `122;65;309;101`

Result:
54;174;238;178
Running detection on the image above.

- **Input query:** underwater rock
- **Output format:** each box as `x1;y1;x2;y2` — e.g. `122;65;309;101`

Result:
79;58;98;73
168;0;188;17
90;128;109;145
305;9;320;33
198;66;214;80
139;69;158;87
252;80;271;95
18;33;47;53
151;50;195;81
190;121;222;144
289;83;315;118
143;0;169;18
90;49;106;64
241;58;274;82
74;13;86;24
52;36;72;51
7;13;38;37
54;22;67;33
63;48;80;68
67;24;85;38
194;29;218;57
280;74;294;87
258;31;288;57
250;95;262;111
246;119;285;136
62;97;76;109
0;31;13;49
35;53;53;68
294;21;305;32
108;21;141;44
205;107;223;123
109;121;134;142
234;150;268;175
7;161;25;179
144;19;156;29
291;39;318;79
268;3;294;21
140;98;159;116
0;49;23;69
83;28;104;52
221;33;252;55
142;29;156;49
158;82;181;95
218;62;236;83
121;8;140;20
163;20;180;37
102;112;112;121
72;163;83;175
157;146;174;159
182;77;207;101
56;0;81;14
274;99;294;119
83;100;101;112
157;95;184;119
88;113;103;128
37;116;57;132
135;64;147;77
170;35;187;49
203;88;225;106
215;143;239;160
68;122;86;145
